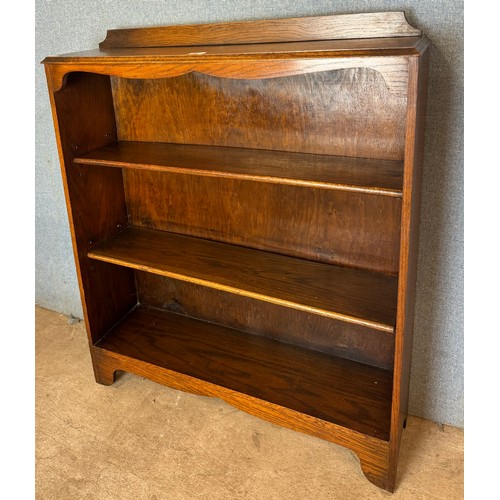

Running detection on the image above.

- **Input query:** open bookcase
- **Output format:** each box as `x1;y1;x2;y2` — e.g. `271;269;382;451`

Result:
43;12;429;492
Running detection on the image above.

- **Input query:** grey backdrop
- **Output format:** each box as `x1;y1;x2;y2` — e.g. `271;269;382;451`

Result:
35;1;464;428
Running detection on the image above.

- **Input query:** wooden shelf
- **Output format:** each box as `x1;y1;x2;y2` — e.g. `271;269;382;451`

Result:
87;226;398;332
96;306;393;440
75;141;404;196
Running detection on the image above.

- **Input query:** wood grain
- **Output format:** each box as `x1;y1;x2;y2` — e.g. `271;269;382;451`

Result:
123;170;402;274
46;70;137;343
99;12;420;49
75;140;404;196
95;306;393;440
45;35;425;62
112;67;407;161
87;226;398;332
388;48;430;491
46;56;410;97
43;13;431;492
92;342;392;489
136;272;395;369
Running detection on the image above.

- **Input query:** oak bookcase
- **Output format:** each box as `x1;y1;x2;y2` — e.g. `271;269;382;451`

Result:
43;12;429;492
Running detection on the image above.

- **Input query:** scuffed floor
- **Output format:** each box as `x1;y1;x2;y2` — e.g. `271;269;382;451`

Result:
35;306;463;499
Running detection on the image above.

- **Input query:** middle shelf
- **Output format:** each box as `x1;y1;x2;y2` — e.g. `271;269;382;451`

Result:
88;226;398;332
74;141;404;196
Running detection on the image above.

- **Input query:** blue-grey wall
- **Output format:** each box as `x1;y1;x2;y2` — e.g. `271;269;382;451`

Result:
35;1;464;427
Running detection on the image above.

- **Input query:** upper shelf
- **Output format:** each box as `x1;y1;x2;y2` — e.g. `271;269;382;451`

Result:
74;141;404;197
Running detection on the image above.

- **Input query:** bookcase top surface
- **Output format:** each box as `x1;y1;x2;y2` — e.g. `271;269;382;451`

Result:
43;12;428;64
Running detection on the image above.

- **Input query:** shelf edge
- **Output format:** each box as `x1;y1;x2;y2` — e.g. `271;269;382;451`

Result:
87;251;395;333
75;157;402;197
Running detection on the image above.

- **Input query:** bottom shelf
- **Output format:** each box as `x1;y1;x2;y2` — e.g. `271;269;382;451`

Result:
95;306;392;440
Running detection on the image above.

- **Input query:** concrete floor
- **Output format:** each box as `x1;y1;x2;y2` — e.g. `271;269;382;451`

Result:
35;306;463;499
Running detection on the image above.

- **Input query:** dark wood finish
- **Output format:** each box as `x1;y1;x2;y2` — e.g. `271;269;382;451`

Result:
96;306;393;440
111;69;407;160
99;12;420;49
43;13;430;493
44;70;137;343
43;33;429;95
88;226;398;332
136;272;395;370
75;141;404;196
46;55;412;97
46;36;426;62
92;338;392;489
388;50;430;490
123;170;401;274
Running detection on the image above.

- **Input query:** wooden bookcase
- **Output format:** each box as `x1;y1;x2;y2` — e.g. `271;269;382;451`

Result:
43;12;429;492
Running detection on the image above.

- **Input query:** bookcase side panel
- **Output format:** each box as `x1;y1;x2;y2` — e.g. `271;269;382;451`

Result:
48;70;137;342
389;49;430;489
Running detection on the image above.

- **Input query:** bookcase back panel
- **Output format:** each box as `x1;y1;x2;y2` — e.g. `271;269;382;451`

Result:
123;170;401;274
136;271;395;370
111;64;407;161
